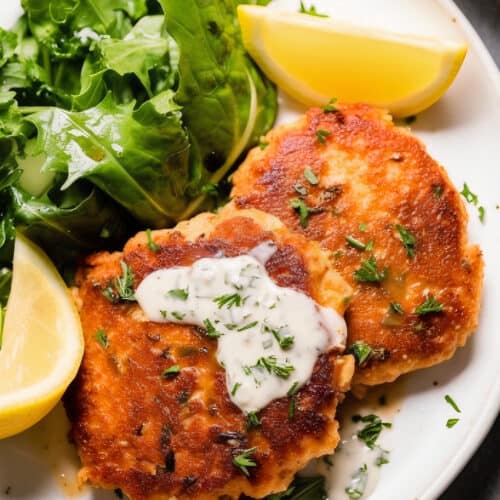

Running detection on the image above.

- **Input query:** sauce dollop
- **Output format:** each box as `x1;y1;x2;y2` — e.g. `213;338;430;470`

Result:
136;243;347;414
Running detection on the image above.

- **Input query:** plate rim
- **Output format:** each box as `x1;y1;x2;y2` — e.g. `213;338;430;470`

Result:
421;2;500;499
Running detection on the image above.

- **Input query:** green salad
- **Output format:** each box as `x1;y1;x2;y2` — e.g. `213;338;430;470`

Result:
0;0;277;270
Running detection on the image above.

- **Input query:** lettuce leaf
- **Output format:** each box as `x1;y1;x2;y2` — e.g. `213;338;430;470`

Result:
159;0;277;217
28;91;190;226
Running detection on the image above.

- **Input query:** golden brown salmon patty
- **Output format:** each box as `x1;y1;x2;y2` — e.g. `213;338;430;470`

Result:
231;104;483;387
65;207;354;500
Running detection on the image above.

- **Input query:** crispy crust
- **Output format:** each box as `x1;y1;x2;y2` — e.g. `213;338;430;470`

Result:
231;104;484;386
65;207;354;500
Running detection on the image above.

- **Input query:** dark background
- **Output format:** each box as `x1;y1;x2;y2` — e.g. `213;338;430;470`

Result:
439;1;500;499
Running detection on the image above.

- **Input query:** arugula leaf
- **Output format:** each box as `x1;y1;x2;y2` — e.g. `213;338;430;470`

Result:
160;0;277;217
27;92;190;226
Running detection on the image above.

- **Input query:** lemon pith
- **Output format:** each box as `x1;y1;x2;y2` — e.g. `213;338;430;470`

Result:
0;233;83;439
238;5;467;116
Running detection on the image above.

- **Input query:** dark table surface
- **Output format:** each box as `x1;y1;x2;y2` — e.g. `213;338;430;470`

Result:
439;1;500;499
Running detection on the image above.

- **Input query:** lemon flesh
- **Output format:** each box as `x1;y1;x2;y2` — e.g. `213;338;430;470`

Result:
0;234;83;439
238;5;467;116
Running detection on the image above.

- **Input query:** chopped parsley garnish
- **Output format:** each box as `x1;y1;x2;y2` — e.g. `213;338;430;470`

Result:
201;182;218;195
304;166;319;185
287;382;300;419
162;365;181;378
396;224;416;258
446;418;460;428
265;324;295;350
353;256;387;283
231;382;241;396
358;222;368;232
160;310;167;318
375;448;390;466
290;198;310;228
255;356;295;379
415;295;444;315
146;228;159;252
237;321;259;332
365;240;374;251
213;293;243;309
233;448;257;476
247;411;261;428
323;97;338;113
259;140;269;150
316;129;331;144
345;235;367;251
115;261;136;302
445;394;461;413
354;414;392;449
203;318;223;338
298;1;329;17
168;288;188;300
460;182;478;204
95;328;108;349
347;341;372;365
294;183;308;196
390;302;404;314
460;182;486;223
171;311;186;320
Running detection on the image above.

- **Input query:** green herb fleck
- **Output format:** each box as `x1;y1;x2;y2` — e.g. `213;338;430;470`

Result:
415;295;444;315
146;228;159;253
115;261;136;302
390;302;404;314
171;311;186;320
233;448;257;476
345;464;368;499
102;284;119;303
355;414;392;449
375;448;390;466
445;394;461;413
299;1;329;17
203;318;223;338
353;256;387;283
290;198;310;228
304;166;319;185
255;356;295;379
162;365;181;378
460;182;478;205
213;293;243;309
265;325;295;350
446;418;460;428
396;224;416;258
316;129;331;144
237;321;259;332
347;341;373;365
294;184;308;196
247;411;261;428
358;222;368;232
95;329;109;349
168;288;188;301
323;97;338;113
231;382;241;396
259;140;269;150
478;206;486;223
160;310;167;318
346;235;367;251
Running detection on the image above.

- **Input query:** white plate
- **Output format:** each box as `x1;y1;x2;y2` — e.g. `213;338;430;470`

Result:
0;1;499;499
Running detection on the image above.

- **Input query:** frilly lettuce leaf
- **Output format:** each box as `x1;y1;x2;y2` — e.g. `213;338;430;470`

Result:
27;91;190;226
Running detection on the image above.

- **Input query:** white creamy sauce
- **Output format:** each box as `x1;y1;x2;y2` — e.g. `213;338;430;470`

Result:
136;242;347;414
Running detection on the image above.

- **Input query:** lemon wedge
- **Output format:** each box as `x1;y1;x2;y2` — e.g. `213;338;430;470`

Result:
238;5;467;116
0;234;83;439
